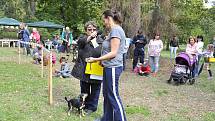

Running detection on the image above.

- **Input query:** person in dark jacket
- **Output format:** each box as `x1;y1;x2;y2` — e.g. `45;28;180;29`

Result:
19;23;31;55
71;21;103;115
170;35;179;59
132;30;147;70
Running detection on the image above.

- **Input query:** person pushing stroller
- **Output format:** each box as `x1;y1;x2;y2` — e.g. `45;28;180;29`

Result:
167;37;198;85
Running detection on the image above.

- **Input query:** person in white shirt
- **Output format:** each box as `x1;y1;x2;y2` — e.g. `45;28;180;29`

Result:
148;33;163;76
195;35;204;77
123;37;132;70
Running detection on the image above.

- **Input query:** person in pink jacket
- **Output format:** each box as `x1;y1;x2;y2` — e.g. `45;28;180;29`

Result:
185;36;198;78
185;36;198;62
31;28;41;44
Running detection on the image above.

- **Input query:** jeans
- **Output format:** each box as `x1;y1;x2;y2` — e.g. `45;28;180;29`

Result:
194;55;202;77
149;56;160;73
80;81;101;112
22;43;30;55
170;47;178;59
133;48;145;69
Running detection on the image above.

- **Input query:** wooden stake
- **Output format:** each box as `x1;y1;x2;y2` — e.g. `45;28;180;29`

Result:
48;52;53;105
18;41;21;64
41;46;44;78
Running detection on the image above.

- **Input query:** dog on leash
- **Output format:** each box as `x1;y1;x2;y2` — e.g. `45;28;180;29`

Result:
65;93;88;118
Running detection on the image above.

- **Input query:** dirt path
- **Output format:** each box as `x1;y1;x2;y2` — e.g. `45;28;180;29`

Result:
119;58;215;120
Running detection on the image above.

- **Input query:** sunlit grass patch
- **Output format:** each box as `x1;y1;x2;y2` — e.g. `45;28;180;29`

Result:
125;105;151;117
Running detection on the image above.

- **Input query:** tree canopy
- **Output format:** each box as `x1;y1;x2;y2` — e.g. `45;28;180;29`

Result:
0;0;214;45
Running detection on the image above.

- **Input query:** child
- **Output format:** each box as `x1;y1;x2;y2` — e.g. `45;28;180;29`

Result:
32;46;42;64
55;57;71;78
134;61;151;76
199;44;214;79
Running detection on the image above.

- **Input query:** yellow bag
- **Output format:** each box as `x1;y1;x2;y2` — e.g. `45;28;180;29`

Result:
85;62;103;76
209;58;215;63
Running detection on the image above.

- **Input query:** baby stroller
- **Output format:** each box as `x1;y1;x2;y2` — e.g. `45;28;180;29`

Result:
167;52;196;85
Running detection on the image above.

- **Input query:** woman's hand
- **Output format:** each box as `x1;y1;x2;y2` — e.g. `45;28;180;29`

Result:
85;57;98;63
87;31;97;41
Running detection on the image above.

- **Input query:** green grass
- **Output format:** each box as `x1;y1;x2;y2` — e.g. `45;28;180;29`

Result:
153;89;169;97
203;112;215;121
0;61;103;121
0;48;102;121
0;48;17;56
125;105;150;117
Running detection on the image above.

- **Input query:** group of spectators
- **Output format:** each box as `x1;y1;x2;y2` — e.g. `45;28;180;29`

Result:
18;23;74;54
131;31;163;77
185;36;214;79
128;31;215;80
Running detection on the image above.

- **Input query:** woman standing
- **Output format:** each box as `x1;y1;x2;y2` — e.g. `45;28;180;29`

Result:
170;35;179;59
87;10;127;121
186;36;198;77
61;27;73;53
148;33;163;76
71;21;103;114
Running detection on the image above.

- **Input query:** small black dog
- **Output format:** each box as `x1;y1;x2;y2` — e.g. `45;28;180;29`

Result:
65;93;88;118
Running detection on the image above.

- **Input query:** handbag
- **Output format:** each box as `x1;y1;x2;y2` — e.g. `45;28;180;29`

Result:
71;59;85;80
85;61;103;76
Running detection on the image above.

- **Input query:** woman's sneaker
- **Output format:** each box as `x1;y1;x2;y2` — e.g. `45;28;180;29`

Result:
208;76;213;80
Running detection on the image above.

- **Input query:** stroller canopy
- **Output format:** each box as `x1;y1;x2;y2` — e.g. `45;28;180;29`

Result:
175;52;195;67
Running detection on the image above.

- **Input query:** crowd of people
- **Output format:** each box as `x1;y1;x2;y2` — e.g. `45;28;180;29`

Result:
16;9;215;121
18;23;75;55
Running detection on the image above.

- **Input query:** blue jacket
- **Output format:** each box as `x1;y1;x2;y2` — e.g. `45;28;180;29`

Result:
22;29;30;42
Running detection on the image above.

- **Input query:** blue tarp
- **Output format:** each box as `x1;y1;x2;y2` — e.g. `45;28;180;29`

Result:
0;17;20;26
27;21;64;29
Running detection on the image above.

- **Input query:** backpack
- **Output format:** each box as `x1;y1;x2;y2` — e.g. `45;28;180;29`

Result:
18;30;24;39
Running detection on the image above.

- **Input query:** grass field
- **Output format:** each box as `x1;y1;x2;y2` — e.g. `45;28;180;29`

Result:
0;47;215;121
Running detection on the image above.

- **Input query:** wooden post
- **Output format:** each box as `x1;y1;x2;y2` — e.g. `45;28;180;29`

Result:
18;41;21;64
48;52;53;105
41;46;44;78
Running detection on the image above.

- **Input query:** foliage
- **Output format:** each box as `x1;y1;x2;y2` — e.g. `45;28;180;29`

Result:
36;0;104;37
0;0;214;45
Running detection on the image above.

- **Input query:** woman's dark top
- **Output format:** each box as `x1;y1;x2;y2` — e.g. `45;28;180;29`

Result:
72;34;103;83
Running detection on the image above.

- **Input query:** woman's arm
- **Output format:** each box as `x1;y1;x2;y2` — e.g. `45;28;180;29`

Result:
87;37;120;62
97;37;120;61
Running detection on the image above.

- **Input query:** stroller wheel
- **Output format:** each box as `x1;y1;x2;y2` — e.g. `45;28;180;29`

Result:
167;77;172;84
174;81;180;86
189;78;195;85
180;77;186;84
167;79;171;84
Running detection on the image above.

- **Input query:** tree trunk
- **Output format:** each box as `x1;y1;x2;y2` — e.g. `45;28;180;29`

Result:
29;0;36;16
105;0;141;59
